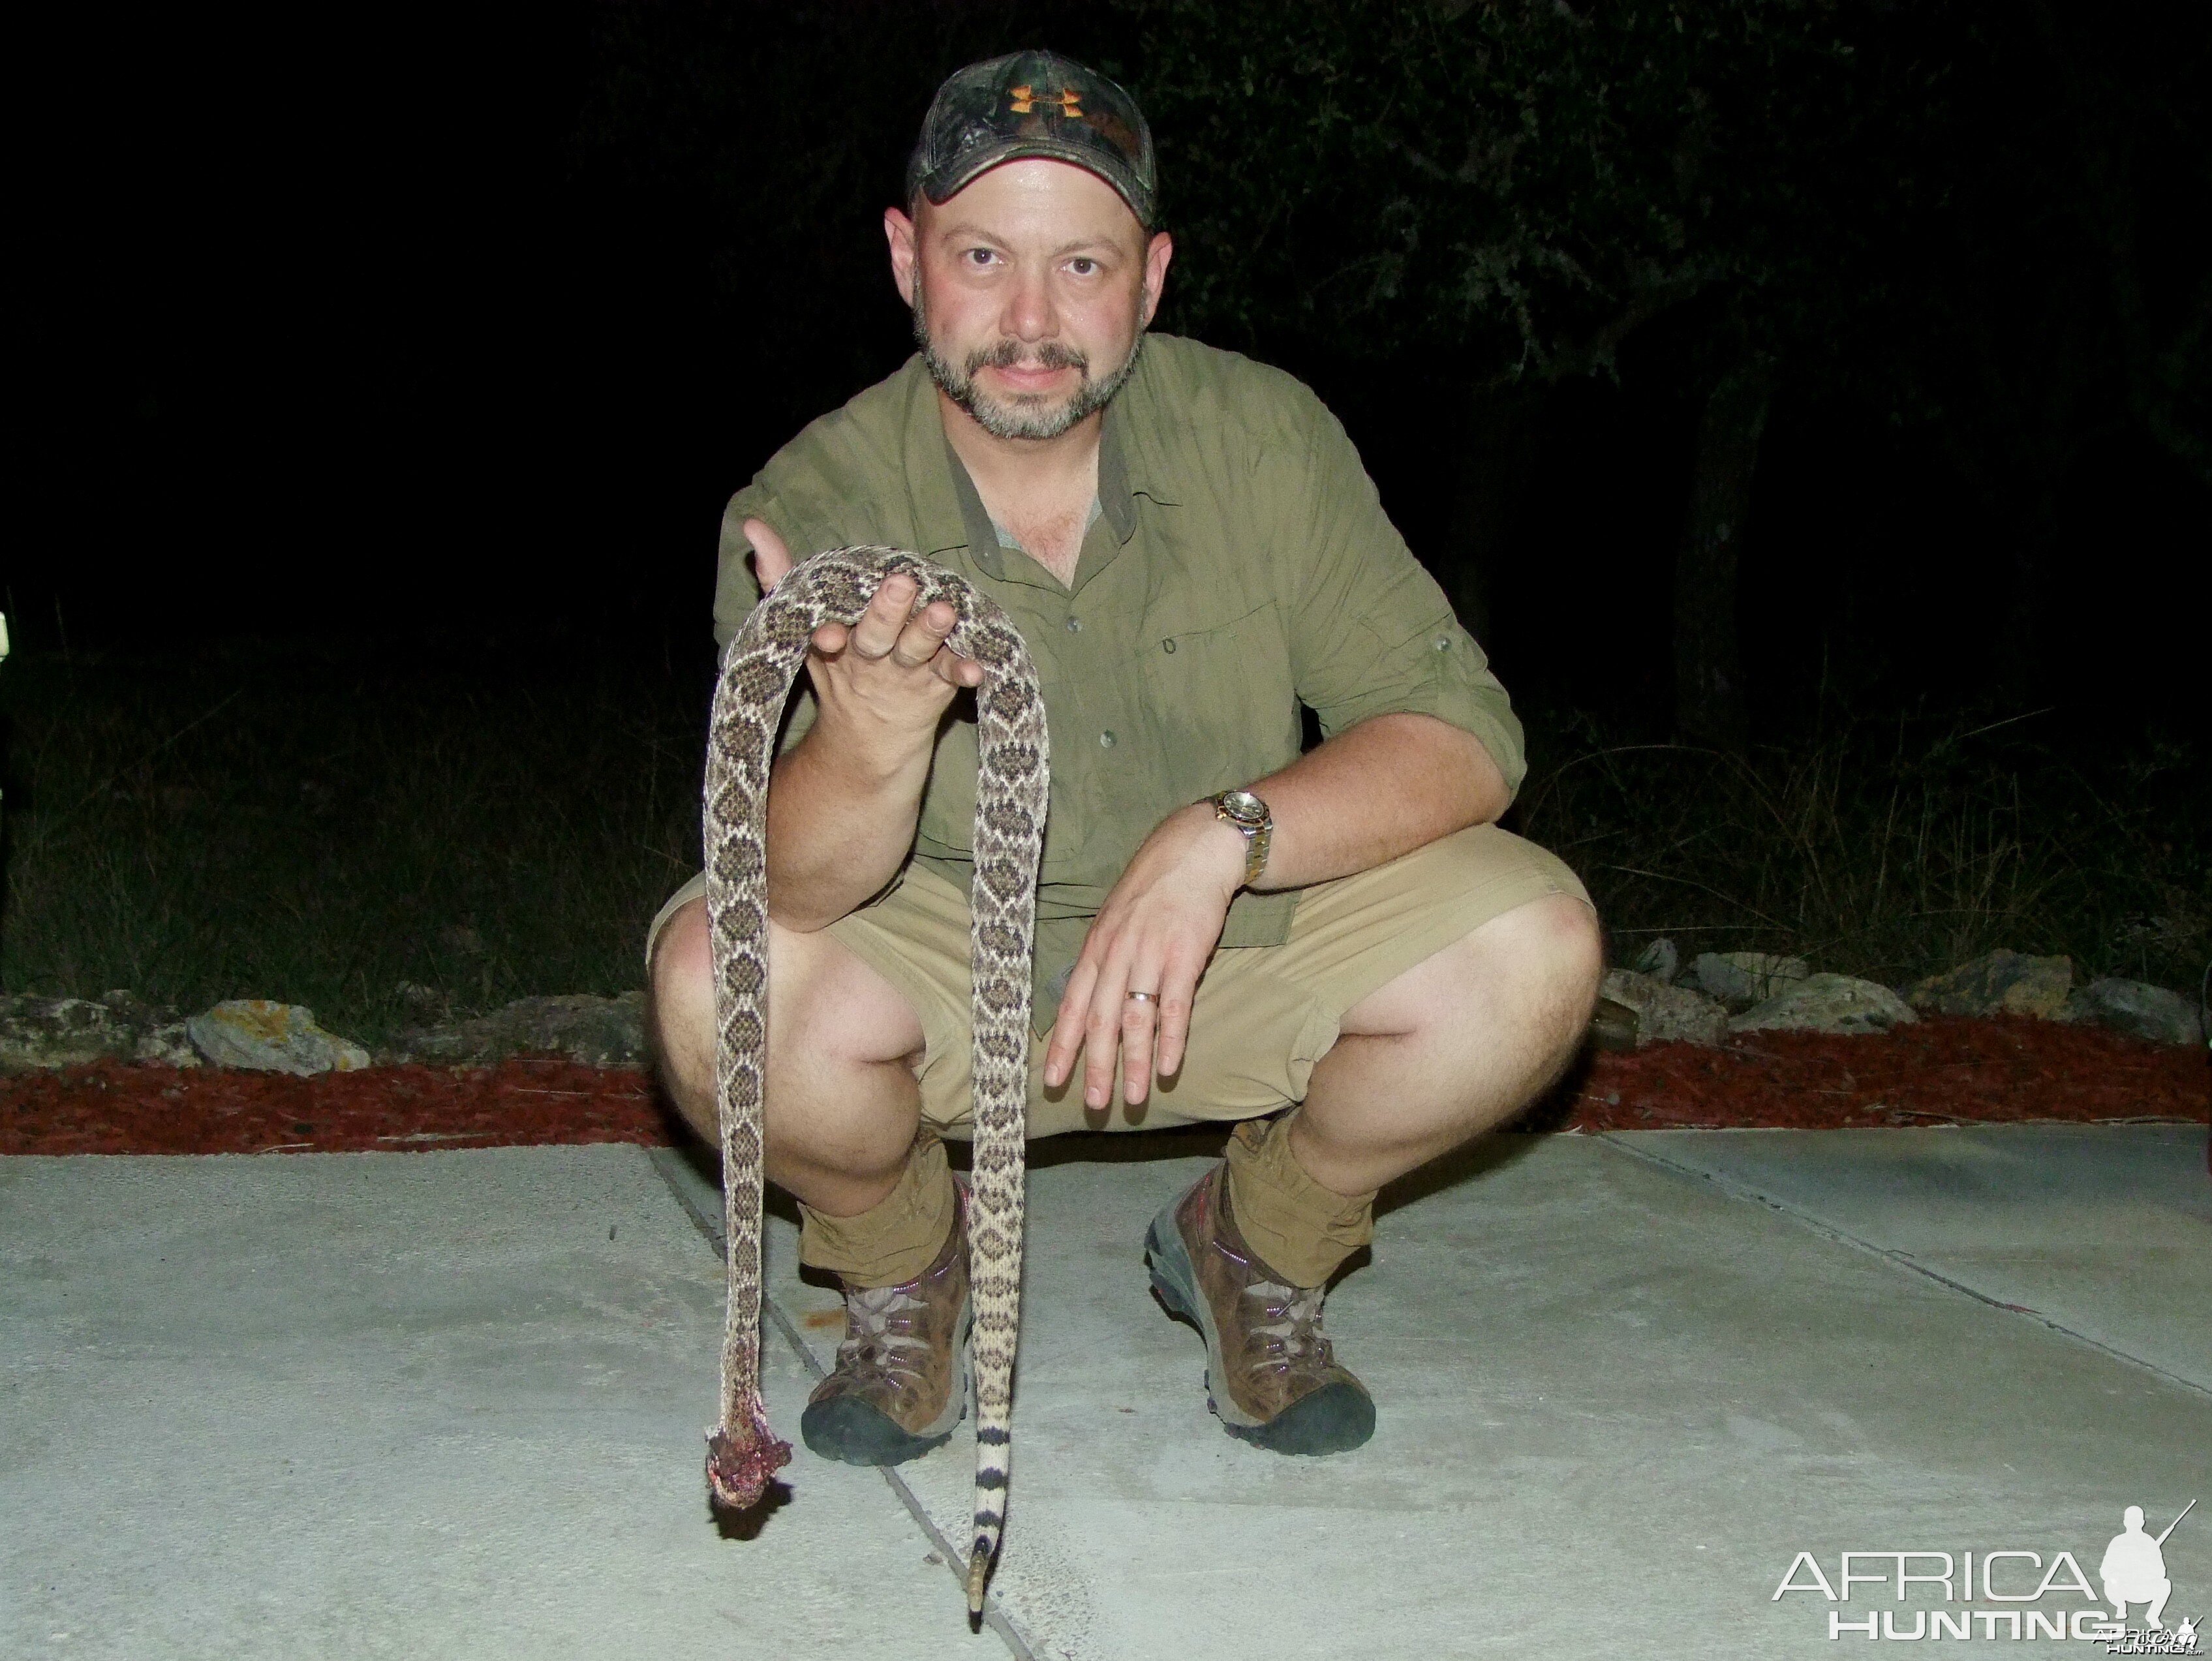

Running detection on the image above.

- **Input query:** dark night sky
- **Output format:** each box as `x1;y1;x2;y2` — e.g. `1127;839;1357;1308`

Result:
17;5;2209;733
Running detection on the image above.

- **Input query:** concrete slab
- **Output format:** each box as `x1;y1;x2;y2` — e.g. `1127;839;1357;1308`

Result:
746;1134;2210;1660
11;1128;2207;1660
0;1149;985;1661
1605;1125;2212;1390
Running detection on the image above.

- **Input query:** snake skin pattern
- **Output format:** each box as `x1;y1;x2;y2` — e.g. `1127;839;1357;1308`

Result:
701;546;1048;1620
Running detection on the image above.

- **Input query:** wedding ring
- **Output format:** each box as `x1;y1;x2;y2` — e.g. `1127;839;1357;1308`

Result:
1126;990;1158;1003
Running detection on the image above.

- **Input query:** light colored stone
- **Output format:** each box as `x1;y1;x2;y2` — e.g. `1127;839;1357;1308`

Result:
1908;949;2072;1018
187;999;371;1074
1728;973;1918;1036
1691;951;1811;1009
380;992;647;1068
133;1021;203;1067
99;990;203;1069
1631;937;1681;983
0;996;135;1072
2063;977;2205;1047
0;992;200;1072
1601;968;1728;1046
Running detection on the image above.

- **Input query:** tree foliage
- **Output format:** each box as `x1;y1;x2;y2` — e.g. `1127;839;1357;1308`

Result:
561;0;2207;724
1125;0;1859;383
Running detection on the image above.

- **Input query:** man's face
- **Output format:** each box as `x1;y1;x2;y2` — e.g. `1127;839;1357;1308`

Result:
887;159;1173;442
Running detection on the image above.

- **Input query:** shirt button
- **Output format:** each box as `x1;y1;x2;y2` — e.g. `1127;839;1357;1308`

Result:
1066;617;1083;632
1434;636;1452;652
1099;731;1116;748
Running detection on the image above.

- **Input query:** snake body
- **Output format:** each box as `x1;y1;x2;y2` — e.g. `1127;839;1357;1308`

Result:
701;546;1047;1619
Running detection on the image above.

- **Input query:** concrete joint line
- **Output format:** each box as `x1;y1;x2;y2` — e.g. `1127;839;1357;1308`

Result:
646;1148;1040;1660
1592;1133;2212;1401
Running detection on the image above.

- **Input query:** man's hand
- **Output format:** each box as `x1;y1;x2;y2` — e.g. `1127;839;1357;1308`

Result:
1043;802;1249;1110
748;517;984;773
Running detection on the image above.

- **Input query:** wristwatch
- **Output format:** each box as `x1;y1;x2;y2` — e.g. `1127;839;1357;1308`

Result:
1208;787;1274;889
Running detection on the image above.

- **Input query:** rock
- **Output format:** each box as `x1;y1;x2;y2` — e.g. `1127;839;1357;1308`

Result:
1588;995;1638;1053
1729;973;1918;1037
0;996;138;1071
0;991;202;1072
187;1000;371;1075
382;992;647;1067
1908;949;2072;1019
1601;969;1728;1047
133;1021;203;1067
2063;979;2205;1048
1631;938;1680;984
1691;951;1812;1010
95;990;200;1067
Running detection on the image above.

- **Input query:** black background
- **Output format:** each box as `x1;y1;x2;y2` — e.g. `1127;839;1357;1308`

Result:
16;3;2209;738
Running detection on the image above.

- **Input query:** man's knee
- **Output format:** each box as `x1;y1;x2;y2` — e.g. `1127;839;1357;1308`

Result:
1484;891;1606;1005
1488;894;1605;1052
767;923;926;1077
647;896;923;1071
647;897;714;1068
1349;891;1603;1041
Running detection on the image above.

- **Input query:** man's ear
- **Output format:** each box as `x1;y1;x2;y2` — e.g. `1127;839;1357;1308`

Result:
885;206;919;305
1139;230;1175;329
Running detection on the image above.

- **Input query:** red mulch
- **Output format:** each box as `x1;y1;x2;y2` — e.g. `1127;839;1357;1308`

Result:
0;1058;671;1157
1546;1014;2207;1132
0;1018;2202;1157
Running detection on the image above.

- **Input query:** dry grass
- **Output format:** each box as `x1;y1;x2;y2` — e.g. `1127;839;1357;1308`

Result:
1;638;711;1044
1513;709;2209;990
5;647;2205;1046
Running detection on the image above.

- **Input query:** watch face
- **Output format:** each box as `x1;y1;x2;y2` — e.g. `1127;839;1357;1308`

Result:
1218;789;1268;829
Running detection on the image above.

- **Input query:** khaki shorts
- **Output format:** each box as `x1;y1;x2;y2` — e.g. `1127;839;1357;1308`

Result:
648;823;1588;1139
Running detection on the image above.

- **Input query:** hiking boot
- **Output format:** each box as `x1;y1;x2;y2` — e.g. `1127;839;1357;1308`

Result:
799;1181;970;1466
1143;1163;1376;1455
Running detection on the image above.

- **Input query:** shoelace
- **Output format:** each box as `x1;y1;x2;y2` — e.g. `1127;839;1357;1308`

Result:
1243;1280;1332;1377
837;1285;930;1384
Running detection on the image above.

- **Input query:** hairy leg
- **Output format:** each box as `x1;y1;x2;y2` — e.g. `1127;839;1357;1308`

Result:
1289;892;1604;1197
647;896;928;1217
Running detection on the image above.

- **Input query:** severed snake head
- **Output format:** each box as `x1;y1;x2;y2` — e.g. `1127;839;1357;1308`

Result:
705;1404;793;1512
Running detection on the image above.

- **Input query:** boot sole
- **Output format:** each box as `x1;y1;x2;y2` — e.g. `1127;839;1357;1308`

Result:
799;1304;972;1468
1144;1208;1375;1455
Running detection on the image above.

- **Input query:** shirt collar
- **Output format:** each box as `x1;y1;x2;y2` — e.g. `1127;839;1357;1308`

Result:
944;433;1007;579
900;354;1145;570
1096;395;1138;543
899;358;974;564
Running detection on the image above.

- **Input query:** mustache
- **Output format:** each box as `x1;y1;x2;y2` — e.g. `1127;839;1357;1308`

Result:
963;337;1090;378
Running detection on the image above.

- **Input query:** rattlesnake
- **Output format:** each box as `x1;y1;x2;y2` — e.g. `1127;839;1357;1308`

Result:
701;546;1048;1621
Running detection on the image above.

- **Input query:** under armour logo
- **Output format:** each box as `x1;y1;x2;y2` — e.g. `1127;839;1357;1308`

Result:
1008;84;1081;118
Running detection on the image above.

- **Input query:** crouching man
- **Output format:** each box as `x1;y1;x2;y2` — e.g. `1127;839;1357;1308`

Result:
648;50;1602;1461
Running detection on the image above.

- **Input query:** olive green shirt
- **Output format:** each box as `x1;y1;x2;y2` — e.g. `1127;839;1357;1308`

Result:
713;334;1525;1032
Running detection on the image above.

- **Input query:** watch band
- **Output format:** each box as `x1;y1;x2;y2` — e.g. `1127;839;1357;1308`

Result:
1210;788;1273;888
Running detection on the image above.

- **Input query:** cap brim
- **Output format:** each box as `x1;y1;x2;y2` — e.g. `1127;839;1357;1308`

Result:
923;140;1152;228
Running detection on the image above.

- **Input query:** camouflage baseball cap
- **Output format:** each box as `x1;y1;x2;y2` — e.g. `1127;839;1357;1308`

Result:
907;50;1158;229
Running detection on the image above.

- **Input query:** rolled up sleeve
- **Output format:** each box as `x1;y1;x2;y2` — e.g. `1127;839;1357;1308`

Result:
1273;393;1527;798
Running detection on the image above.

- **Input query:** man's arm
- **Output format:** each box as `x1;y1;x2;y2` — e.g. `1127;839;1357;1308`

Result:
1046;374;1522;1112
1043;712;1510;1110
743;519;985;932
1240;710;1509;891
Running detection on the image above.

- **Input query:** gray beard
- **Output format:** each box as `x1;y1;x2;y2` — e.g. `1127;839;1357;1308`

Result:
912;290;1146;441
